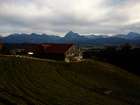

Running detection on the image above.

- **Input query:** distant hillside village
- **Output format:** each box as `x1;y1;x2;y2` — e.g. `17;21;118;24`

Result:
0;43;83;62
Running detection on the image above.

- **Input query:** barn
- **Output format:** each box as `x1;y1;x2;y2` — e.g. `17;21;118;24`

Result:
40;44;82;62
0;43;3;53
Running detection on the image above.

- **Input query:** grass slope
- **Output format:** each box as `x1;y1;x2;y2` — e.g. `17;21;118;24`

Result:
0;56;140;105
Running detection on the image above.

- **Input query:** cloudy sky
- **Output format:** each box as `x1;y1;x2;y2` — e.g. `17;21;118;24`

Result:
0;0;140;36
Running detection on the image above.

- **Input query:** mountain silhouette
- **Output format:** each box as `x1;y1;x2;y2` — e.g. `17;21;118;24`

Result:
1;32;140;46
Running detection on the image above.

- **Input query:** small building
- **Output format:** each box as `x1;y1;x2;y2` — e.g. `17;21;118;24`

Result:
4;44;42;56
40;44;82;62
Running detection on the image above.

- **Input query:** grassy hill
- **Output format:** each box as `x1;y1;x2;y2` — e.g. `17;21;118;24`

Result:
0;56;140;105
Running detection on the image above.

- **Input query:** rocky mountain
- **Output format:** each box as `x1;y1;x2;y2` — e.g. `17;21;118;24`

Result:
0;31;140;46
64;31;81;39
114;32;140;39
3;33;62;43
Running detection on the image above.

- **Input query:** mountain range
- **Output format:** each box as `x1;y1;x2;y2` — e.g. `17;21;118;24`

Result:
1;31;140;46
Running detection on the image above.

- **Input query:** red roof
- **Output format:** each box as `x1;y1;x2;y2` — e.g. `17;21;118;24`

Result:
41;44;74;54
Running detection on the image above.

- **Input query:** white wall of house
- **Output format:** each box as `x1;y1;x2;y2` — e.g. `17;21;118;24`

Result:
65;45;83;62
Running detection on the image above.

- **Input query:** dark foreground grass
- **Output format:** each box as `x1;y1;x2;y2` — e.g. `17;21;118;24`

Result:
0;56;140;105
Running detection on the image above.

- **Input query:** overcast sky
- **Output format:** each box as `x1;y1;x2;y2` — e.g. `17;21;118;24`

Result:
0;0;140;36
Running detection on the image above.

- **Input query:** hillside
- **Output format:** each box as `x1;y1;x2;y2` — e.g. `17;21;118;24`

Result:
0;56;140;105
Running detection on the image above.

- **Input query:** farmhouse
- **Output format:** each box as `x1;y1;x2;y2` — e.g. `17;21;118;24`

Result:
40;44;82;62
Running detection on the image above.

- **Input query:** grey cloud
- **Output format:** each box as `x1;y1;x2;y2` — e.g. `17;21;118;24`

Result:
0;0;140;36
